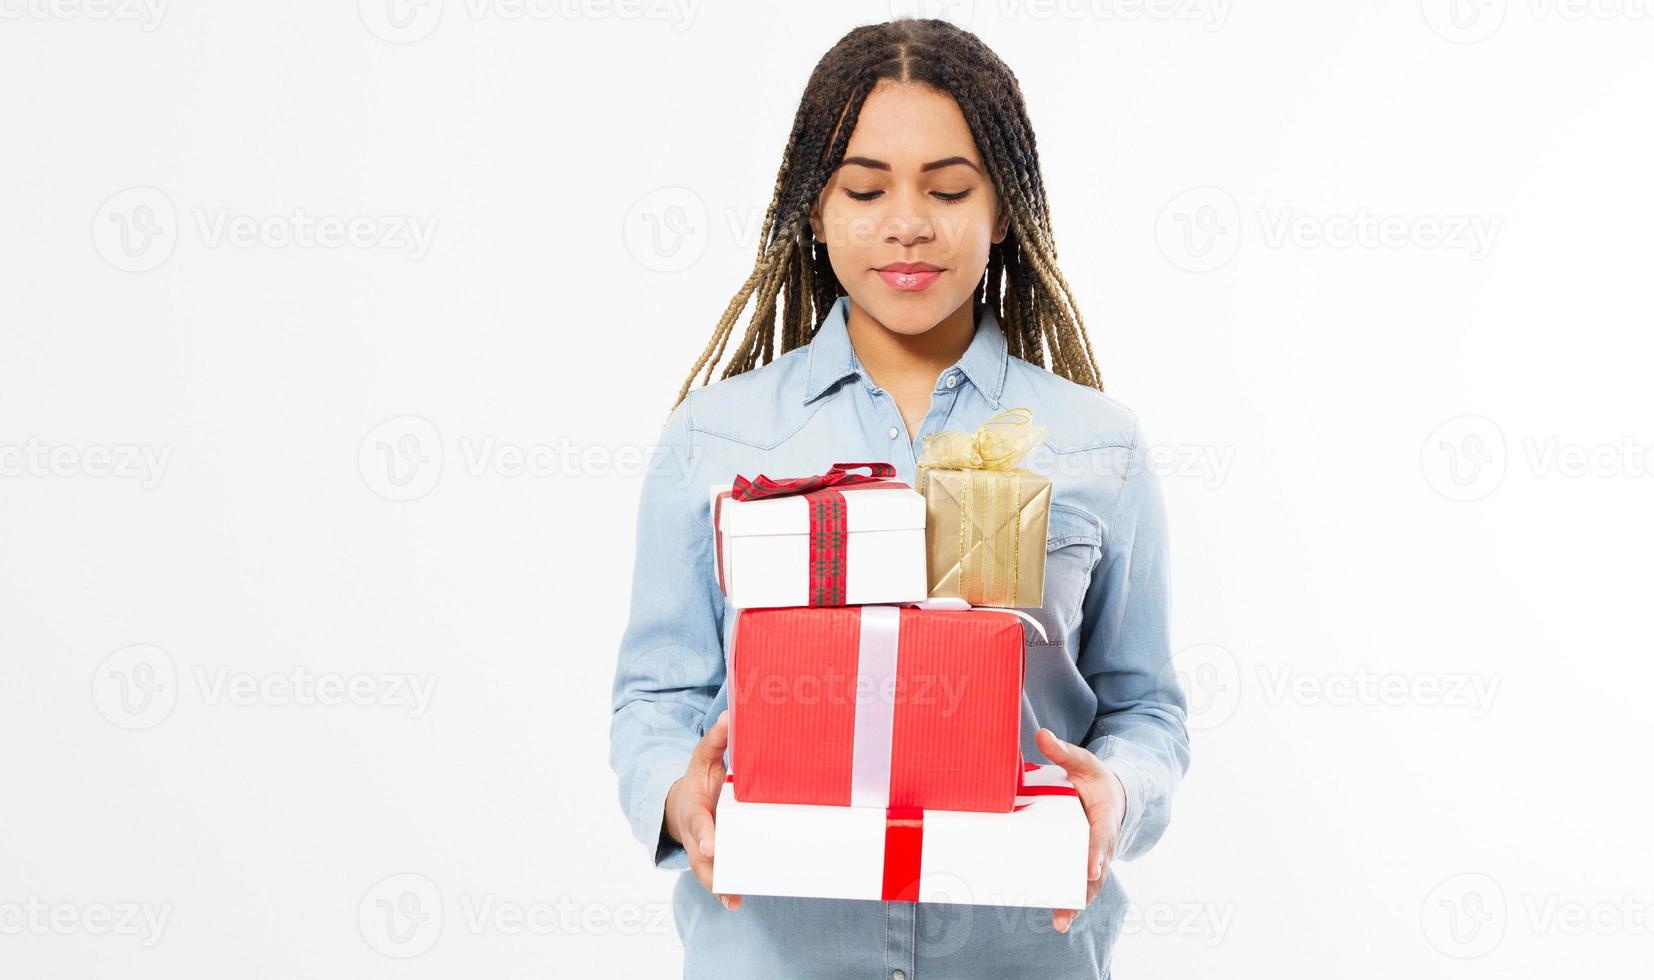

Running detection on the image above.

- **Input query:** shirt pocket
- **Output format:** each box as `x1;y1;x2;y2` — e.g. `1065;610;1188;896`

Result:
1029;503;1104;646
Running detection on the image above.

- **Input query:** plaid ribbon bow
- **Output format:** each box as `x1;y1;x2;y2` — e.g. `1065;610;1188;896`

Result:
729;461;898;502
719;462;904;606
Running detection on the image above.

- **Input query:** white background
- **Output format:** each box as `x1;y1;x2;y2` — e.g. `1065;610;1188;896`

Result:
3;0;1652;977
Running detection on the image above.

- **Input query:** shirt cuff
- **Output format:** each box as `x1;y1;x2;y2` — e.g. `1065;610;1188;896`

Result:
1089;742;1149;859
636;759;692;871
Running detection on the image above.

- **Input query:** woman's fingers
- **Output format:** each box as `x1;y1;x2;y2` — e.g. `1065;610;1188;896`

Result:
687;804;717;861
1037;727;1119;931
1035;727;1100;784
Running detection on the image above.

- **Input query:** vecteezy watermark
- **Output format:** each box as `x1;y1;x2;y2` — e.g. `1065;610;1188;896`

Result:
993;0;1232;29
359;874;443;959
1030;441;1237;490
1421;414;1654;502
93;644;438;730
623;186;709;273
0;439;172;489
623;185;1032;274
731;668;970;716
1422;873;1508;958
91;187;176;273
1176;645;1503;729
91;644;178;731
357;0;702;43
0;898;173;948
1156;187;1501;272
1420;415;1506;502
356;415;704;502
0;0;168;30
909;890;1236;954
1256;666;1501;719
193;665;437;717
1422;0;1654;43
1422;873;1654;958
358;416;444;502
1254;208;1500;260
1118;899;1238;946
887;0;1232;30
92;187;437;272
358;874;690;958
1174;643;1242;731
457;894;681;937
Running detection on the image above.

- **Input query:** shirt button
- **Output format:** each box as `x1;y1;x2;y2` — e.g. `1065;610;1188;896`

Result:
892;971;906;980
887;426;900;439
945;374;958;389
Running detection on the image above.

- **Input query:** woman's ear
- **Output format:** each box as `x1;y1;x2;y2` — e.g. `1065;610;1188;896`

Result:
991;201;1010;244
807;200;824;243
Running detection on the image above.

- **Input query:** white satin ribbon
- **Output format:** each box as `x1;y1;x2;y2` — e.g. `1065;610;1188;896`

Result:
849;605;901;808
845;600;1046;809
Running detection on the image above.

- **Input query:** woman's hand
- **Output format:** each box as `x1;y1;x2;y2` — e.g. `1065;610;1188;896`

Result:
664;709;742;910
1034;727;1126;933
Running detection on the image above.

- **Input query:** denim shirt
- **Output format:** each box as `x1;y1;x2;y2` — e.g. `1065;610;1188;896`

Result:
609;295;1190;979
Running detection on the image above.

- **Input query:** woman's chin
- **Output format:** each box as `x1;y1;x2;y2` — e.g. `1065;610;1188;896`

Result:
851;295;962;336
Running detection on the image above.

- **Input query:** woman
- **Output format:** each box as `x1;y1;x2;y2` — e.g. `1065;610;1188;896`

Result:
610;18;1189;978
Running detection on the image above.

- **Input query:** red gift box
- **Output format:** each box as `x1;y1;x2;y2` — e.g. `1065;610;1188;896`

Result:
728;603;1029;813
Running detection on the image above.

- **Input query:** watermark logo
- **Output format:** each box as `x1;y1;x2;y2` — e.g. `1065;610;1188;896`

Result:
92;645;438;727
92;187;437;272
92;644;178;731
1156;187;1242;273
358;0;444;42
359;0;701;41
1420;415;1507;502
1421;873;1508;957
1174;643;1241;731
1421;0;1509;41
1158;188;1500;271
357;417;703;500
359;415;444;502
1423;415;1654;501
623;186;708;273
888;0;976;25
92;187;177;273
1425;0;1654;42
0;439;172;489
1258;666;1500;718
0;898;173;947
359;873;443;958
0;0;168;30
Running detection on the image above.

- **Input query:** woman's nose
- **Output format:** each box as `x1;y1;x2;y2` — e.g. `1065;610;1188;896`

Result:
884;212;935;247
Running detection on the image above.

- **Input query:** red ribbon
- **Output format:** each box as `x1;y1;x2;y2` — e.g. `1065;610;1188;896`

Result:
729;461;899;502
723;763;1077;902
715;463;906;607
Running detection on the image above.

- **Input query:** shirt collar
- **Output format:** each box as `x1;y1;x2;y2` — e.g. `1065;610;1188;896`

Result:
802;295;1009;404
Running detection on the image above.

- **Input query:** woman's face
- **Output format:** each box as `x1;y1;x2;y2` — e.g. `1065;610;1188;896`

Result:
810;80;1008;336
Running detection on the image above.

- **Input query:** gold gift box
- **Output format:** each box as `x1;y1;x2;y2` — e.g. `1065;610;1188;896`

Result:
917;409;1051;609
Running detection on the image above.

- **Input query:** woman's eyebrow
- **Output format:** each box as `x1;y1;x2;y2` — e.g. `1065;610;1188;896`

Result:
919;156;981;173
839;155;982;174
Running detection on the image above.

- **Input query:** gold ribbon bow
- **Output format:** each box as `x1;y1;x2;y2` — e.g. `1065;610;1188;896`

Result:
917;408;1047;472
916;408;1050;608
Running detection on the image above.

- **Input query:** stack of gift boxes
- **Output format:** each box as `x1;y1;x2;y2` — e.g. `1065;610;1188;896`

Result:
707;410;1090;911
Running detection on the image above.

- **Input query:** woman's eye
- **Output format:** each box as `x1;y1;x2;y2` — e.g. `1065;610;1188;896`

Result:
933;189;972;203
845;189;883;202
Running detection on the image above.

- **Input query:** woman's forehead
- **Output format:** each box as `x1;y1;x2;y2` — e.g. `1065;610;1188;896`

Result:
838;82;980;167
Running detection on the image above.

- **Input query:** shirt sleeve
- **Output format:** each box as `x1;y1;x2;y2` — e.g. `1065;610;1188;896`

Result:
608;397;725;871
1076;417;1192;862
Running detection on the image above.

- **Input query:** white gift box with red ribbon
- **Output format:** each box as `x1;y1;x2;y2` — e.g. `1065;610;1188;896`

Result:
708;462;928;610
711;762;1089;910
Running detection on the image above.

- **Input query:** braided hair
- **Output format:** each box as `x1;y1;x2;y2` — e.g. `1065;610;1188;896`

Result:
674;18;1102;408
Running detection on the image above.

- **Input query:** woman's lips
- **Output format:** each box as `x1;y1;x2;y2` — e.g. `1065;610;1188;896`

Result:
876;266;943;292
